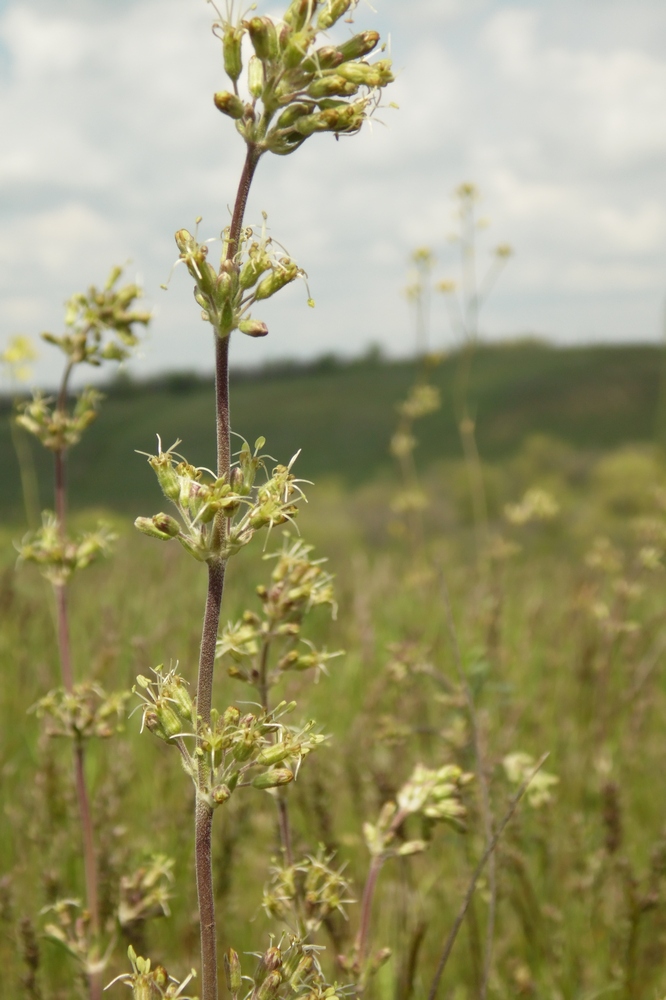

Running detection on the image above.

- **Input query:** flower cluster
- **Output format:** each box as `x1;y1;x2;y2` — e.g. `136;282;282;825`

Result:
213;0;394;157
175;219;310;341
107;946;197;1000
135;437;305;562
17;512;116;585
42;265;151;367
118;855;175;931
30;682;129;740
16;387;103;452
224;936;348;1000
133;666;325;807
363;763;473;860
217;537;341;687
263;848;353;934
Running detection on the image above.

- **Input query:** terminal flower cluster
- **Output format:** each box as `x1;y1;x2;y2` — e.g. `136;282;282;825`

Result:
17;512;116;585
216;538;342;686
213;0;394;156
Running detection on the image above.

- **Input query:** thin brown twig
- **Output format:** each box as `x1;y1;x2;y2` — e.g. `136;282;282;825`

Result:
438;568;495;1000
427;752;550;1000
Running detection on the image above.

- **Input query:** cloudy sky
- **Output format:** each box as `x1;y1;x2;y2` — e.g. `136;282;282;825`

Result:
1;0;666;385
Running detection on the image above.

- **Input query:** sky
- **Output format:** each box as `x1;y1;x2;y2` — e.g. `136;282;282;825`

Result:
1;0;666;386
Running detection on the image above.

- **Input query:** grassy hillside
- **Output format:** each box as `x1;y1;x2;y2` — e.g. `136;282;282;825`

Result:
0;340;663;519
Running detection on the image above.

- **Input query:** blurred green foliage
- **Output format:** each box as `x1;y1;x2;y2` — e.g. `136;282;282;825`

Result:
1;340;663;519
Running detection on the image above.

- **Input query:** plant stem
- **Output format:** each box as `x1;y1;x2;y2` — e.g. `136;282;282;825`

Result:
356;855;383;968
194;141;262;1000
438;569;495;1000
52;363;101;1000
427;754;549;1000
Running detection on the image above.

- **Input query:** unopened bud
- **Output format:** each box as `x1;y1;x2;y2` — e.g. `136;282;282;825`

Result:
317;0;352;30
256;971;282;1000
225;949;242;996
308;75;358;99
134;514;181;541
283;0;312;31
337;58;394;87
247;16;279;62
212;783;232;804
223;705;241;726
238;319;269;338
275;101;316;130
252;768;294;789
254;260;301;300
248;55;264;98
255;946;282;986
256;742;296;766
336;30;380;61
223;24;244;82
302;45;343;72
213;91;246;119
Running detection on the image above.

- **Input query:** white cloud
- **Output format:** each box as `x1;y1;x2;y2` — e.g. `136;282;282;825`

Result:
1;0;666;387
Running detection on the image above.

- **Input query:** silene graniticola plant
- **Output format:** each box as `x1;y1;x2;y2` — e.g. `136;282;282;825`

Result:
125;3;397;998
14;271;178;998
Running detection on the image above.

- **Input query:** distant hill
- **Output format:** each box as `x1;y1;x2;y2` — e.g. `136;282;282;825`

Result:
0;340;663;519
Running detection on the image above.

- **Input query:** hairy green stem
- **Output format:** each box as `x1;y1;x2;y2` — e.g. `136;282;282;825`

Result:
194;141;262;1000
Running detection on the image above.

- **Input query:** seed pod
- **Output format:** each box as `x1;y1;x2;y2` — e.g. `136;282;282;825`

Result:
223;24;244;82
283;0;312;32
275;101;316;130
238;319;269;338
308;75;358;98
213;91;246;119
302;45;343;72
247;16;279;62
253;260;301;300
248;55;264;99
225;949;242;997
252;768;294;789
336;30;380;61
317;0;352;30
256;742;296;766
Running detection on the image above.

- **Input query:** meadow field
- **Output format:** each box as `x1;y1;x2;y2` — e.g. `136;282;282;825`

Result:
3;345;666;999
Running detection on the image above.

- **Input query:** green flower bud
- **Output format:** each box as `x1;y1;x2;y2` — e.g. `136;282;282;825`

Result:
256;971;282;1000
248;55;264;99
308;75;358;99
144;704;181;742
336;30;380;61
223;705;241;726
283;0;312;32
317;0;352;30
275;101;316;129
233;733;256;761
256;742;297;766
302;46;343;72
163;674;193;721
295;101;366;135
337;58;394;87
134;513;181;541
174;228;197;256
282;29;313;70
214;90;246;119
212;783;232;804
252;768;294;789
247;16;279;62
223;24;244;82
238;319;269;338
253;260;301;300
225;950;242;996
